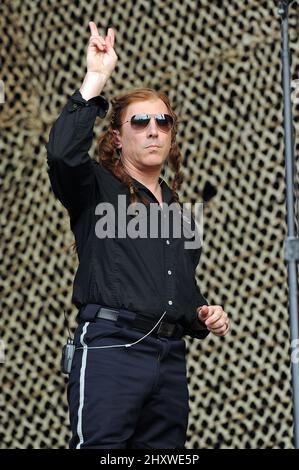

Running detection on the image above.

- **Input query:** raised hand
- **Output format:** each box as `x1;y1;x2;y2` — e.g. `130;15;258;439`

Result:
86;22;118;78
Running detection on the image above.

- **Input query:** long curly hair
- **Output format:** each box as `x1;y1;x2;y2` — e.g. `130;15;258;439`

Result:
96;87;184;205
69;88;184;253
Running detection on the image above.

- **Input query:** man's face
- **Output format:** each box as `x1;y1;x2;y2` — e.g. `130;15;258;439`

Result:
115;99;172;172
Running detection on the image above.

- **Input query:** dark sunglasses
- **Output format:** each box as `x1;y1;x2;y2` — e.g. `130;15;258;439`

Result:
121;113;174;132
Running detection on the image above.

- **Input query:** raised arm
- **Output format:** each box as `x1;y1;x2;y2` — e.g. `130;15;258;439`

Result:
45;22;118;224
80;22;117;100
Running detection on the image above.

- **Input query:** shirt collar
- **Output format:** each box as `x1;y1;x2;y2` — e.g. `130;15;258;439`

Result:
130;176;174;204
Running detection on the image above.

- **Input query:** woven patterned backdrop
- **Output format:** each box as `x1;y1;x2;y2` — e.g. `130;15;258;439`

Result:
1;0;299;449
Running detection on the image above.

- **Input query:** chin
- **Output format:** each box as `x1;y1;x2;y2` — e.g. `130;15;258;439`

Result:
144;158;164;167
145;152;166;162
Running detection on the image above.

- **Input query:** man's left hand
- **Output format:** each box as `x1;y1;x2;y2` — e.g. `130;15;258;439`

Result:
196;305;230;336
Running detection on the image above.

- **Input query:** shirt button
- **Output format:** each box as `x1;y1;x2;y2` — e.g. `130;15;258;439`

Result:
168;270;172;275
166;240;170;245
168;300;173;305
72;103;78;110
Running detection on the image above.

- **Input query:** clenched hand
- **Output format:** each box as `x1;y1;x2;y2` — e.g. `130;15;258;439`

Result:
197;305;230;336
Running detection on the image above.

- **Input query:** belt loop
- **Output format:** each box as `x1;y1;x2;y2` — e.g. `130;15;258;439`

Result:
79;303;102;322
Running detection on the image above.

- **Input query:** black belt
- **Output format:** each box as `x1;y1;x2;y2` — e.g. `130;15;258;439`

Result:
95;307;184;339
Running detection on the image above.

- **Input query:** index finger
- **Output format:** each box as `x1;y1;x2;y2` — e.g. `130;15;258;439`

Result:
108;28;115;48
89;21;100;37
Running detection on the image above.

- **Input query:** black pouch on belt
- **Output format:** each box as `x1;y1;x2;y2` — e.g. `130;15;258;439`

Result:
61;338;75;374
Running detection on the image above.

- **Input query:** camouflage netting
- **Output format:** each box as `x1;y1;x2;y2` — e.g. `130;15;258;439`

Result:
1;0;299;449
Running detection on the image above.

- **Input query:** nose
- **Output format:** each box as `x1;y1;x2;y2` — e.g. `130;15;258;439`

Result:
146;116;159;136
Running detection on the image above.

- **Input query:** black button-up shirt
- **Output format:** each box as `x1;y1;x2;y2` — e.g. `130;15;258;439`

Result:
45;89;209;339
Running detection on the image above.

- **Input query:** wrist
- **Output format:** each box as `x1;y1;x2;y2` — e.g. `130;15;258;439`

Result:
80;72;109;101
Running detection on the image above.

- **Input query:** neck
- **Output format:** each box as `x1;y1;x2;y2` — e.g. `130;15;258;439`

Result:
122;161;162;193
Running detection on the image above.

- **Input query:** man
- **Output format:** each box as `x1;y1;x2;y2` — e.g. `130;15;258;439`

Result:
46;22;230;449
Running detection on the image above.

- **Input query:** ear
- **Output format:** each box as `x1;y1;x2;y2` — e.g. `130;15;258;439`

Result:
112;129;122;149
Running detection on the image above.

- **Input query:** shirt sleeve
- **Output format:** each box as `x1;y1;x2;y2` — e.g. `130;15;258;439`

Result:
185;279;210;339
45;89;109;224
185;240;210;340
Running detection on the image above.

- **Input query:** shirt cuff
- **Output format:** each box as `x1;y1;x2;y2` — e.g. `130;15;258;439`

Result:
69;89;109;118
190;314;208;332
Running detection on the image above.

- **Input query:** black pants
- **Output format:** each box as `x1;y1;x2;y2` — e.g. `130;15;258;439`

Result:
67;311;189;449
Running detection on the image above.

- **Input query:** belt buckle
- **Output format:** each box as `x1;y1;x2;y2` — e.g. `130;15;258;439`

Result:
97;307;119;322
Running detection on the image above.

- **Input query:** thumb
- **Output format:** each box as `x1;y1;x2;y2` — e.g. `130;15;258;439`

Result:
197;305;209;320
